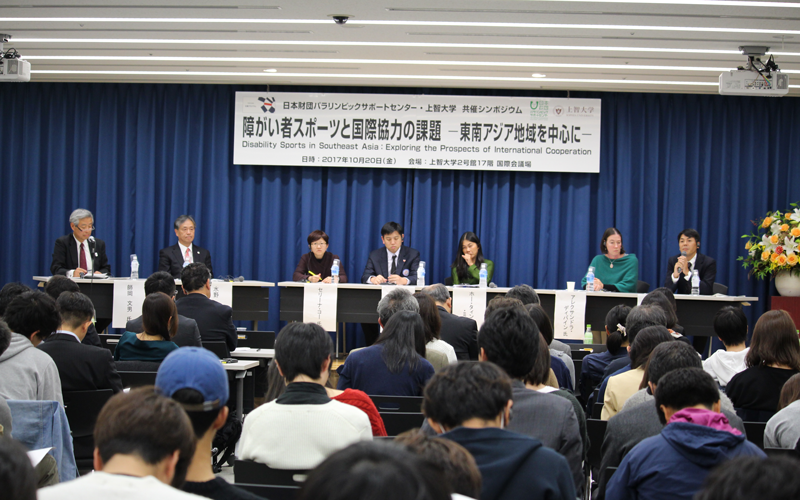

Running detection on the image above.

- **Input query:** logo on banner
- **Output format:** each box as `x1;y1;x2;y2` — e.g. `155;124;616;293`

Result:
553;106;564;116
530;100;549;119
258;97;276;113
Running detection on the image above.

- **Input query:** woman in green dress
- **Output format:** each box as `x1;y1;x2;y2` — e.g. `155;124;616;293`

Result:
581;227;638;293
451;232;494;285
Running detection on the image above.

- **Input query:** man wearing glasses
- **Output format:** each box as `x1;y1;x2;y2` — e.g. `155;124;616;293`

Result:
51;208;111;277
158;215;214;279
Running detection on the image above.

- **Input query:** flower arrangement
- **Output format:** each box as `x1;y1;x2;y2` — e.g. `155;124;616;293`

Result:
740;203;800;279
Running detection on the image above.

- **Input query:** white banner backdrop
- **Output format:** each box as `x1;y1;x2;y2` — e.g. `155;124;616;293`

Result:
234;92;601;173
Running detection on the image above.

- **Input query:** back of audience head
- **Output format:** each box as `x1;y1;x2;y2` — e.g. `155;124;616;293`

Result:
625;304;668;345
423;361;512;432
505;284;539;305
524;334;553;387
484;296;523;318
778;373;800;411
696;456;800;500
0;282;32;317
377;287;419;326
297;441;450;500
395;430;482;499
141;292;178;341
640;291;678;329
414;292;442;344
654;367;720;425
422;283;450;305
713;306;748;347
275;322;332;383
145;271;178;296
652;287;678;313
3;291;61;345
629;325;673;370
56;291;95;331
605;304;631;355
646;341;702;389
479;306;538;379
746;310;800;371
0;320;11;357
180;263;211;293
94;387;195;487
525;304;554;345
43;274;80;301
375;310;426;373
0;437;37;500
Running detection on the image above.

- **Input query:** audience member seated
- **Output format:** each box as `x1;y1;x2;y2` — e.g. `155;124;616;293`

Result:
726;310;800;422
155;347;262;500
37;387;198;500
414;293;456;367
338;289;435;395
0;436;38;500
176;263;237;353
0;292;63;405
580;304;631;402
606;368;764;500
395;430;482;500
38;292;123;394
764;373;800;449
424;362;576;500
43;275;101;347
602;325;673;419
703;306;749;388
0;282;32;317
597;341;744;499
126;272;202;347
695;456;800;500
115;292;180;362
240;322;371;469
422;284;478;361
526;304;575;390
297;441;450;500
524;335;589;460
641;290;689;343
477;305;583;495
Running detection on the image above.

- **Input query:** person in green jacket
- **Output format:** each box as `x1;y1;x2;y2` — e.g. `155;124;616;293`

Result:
451;232;494;285
581;227;639;293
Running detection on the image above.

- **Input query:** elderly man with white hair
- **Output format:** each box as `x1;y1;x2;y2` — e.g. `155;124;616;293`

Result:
51;208;111;277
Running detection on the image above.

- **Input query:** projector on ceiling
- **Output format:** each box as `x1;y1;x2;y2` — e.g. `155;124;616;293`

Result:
719;70;789;97
0;57;31;82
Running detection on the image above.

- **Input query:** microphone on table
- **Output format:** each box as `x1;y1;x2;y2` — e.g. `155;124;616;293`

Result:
677;251;686;274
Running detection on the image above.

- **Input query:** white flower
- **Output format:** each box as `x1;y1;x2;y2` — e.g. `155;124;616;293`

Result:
762;234;778;252
749;247;757;257
784;236;799;255
771;222;783;235
791;208;800;223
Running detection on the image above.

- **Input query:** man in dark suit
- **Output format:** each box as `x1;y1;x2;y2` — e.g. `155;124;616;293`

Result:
38;291;123;394
422;283;479;360
50;208;111;277
664;228;716;295
158;215;213;279
125;271;202;348
176;263;237;353
43;275;102;347
361;221;421;285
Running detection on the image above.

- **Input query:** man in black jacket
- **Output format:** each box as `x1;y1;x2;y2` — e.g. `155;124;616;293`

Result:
664;228;717;295
158;215;214;279
176;263;236;353
43;275;101;347
50;208;111;277
422;284;478;360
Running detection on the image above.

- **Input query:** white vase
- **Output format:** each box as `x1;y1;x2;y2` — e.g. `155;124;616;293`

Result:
774;270;800;297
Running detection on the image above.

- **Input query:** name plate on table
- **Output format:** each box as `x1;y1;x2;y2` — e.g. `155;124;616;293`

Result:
112;280;146;328
303;284;338;332
209;281;233;307
452;287;488;329
553;291;587;341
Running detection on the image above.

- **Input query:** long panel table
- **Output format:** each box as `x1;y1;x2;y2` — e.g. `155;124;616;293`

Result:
278;281;757;338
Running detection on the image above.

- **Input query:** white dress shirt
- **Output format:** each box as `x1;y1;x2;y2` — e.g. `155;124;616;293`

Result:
178;242;194;265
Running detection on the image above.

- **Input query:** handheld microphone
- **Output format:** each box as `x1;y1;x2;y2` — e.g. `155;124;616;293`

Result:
677;251;686;274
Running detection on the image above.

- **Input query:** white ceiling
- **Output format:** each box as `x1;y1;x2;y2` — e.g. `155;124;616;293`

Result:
2;0;799;95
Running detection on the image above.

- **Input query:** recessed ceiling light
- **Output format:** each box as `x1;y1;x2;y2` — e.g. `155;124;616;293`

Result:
531;73;546;78
263;68;277;72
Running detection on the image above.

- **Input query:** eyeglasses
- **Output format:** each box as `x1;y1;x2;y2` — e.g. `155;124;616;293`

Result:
76;225;95;231
310;242;328;247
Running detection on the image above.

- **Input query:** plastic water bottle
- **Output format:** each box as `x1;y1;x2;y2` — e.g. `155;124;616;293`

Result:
479;263;488;288
585;266;595;291
130;254;139;280
584;325;593;344
417;261;426;287
331;259;340;284
691;269;700;296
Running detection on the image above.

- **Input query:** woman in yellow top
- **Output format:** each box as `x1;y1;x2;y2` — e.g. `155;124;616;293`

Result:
451;232;494;285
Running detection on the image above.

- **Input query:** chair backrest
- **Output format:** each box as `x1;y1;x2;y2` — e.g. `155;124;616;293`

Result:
234;460;308;486
713;282;729;295
764;447;800;460
573;359;583;379
743;421;767;449
586;418;608;469
369;395;423;413
636;280;651;293
380;411;426;437
62;389;114;438
203;341;230;359
115;360;161;371
118;371;158;388
592;402;604;419
236;483;300;500
237;331;276;349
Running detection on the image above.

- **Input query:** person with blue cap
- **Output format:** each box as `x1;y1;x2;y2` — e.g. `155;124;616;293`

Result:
155;347;260;500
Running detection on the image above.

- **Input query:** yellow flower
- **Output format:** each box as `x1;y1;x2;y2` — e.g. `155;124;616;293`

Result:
781;224;790;232
745;241;752;250
770;234;780;245
787;213;794;219
788;254;799;267
763;217;773;228
771;253;780;263
792;228;800;238
762;251;771;261
777;254;788;266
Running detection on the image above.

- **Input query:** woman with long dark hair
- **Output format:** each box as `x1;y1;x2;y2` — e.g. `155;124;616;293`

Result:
451;232;493;285
579;304;631;402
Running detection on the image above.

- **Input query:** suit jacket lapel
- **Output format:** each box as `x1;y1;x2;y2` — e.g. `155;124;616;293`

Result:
68;236;79;269
172;244;184;268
